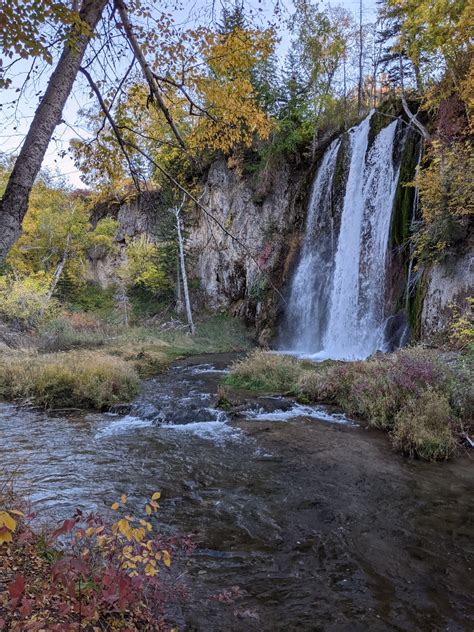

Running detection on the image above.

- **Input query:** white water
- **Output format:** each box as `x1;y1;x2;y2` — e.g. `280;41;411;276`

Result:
243;403;355;425
282;113;402;360
284;138;341;352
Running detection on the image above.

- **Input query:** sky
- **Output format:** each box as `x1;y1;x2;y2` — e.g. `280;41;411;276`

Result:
0;0;376;188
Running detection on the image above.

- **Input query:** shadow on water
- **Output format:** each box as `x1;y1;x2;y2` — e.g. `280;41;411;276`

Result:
0;352;472;631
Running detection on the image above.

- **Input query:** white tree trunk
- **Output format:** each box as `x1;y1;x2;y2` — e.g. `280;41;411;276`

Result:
175;207;195;336
46;235;71;303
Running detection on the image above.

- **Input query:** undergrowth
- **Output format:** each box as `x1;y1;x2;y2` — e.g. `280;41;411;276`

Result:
0;351;140;410
0;487;192;630
0;314;252;410
225;347;473;461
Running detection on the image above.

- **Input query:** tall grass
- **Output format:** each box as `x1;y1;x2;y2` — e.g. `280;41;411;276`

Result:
0;351;139;410
224;350;303;392
0;314;252;410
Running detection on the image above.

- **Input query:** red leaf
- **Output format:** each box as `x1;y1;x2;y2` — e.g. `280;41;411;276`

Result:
52;518;76;538
20;597;32;617
0;618;5;630
8;574;25;600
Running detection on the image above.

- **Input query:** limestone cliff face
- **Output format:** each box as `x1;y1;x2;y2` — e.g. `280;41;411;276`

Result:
187;157;311;343
87;191;173;289
421;252;473;339
86;160;312;343
87;147;472;346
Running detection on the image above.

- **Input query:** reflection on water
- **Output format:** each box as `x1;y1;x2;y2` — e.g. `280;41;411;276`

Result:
1;353;473;631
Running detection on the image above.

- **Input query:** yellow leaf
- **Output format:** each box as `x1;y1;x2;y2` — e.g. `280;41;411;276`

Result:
111;502;119;510
85;527;95;537
145;504;152;516
132;527;145;542
0;530;13;544
121;494;127;504
0;511;16;532
151;492;161;500
117;518;132;541
162;549;171;568
145;562;158;576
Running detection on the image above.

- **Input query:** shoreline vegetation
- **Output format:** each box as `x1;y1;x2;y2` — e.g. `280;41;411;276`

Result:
0;314;252;411
223;347;473;461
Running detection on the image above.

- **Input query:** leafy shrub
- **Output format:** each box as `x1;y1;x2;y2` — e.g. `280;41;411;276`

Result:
449;348;474;429
226;347;467;460
449;297;474;349
225;350;303;392
296;363;340;402
391;390;457;460
0;274;58;330
298;348;452;430
413;140;473;263
0;351;139;410
64;282;117;315
0;492;192;630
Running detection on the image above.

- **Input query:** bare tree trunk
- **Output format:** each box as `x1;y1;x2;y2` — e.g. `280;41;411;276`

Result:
343;54;348;129
175;253;183;314
175;204;195;336
0;0;107;263
357;0;364;114
46;235;71;303
399;55;432;142
115;0;187;150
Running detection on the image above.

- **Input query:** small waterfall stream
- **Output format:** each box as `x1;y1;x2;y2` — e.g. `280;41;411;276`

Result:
281;112;403;360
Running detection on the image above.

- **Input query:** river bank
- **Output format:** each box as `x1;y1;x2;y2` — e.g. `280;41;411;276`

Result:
1;352;473;630
223;348;473;461
0;315;251;410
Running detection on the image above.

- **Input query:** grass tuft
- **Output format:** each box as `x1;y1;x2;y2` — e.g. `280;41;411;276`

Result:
391;389;457;460
224;350;303;392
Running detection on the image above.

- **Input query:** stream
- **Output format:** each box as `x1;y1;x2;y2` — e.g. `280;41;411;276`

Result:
0;353;473;631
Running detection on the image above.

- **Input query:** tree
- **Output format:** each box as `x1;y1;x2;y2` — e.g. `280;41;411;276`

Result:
0;0;108;262
173;197;195;335
0;0;277;262
0;0;79;86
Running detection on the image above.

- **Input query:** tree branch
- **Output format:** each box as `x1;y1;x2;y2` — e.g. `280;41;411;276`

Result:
79;66;142;191
83;72;287;306
114;0;187;150
399;55;431;142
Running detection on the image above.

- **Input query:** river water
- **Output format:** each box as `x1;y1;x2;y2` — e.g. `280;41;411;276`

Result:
0;353;473;631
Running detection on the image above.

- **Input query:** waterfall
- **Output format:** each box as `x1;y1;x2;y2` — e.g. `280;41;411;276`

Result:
281;112;402;360
282;138;341;352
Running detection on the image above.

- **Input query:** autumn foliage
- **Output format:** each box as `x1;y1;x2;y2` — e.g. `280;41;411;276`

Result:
0;492;193;630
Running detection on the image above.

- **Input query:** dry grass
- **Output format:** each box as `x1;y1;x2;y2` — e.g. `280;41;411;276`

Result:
224;350;303;392
0;350;139;410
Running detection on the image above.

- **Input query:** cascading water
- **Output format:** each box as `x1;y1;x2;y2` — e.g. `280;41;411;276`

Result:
283;138;341;352
281;112;403;360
